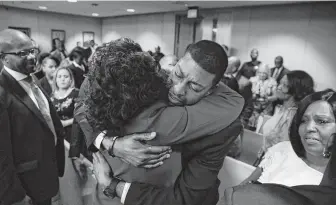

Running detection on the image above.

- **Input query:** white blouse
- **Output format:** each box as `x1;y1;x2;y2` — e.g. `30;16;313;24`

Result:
258;141;323;186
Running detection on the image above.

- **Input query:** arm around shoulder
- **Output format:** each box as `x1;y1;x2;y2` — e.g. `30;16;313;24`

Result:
149;83;244;145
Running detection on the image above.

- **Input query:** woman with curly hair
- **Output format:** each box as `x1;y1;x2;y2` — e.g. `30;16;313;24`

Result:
80;38;244;205
84;43;167;135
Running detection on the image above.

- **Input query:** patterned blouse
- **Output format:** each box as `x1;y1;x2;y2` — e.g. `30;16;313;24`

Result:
250;76;277;99
51;89;79;121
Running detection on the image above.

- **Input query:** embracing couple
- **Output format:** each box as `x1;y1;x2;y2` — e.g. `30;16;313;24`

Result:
74;38;244;205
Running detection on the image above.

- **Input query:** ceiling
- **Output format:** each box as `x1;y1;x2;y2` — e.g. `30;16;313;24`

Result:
0;0;310;18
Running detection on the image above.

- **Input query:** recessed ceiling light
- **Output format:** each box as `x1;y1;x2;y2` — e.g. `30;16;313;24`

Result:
185;4;188;7
38;6;47;10
68;0;77;2
92;13;99;17
126;9;135;13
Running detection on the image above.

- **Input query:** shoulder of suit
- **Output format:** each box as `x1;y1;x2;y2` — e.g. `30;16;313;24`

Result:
0;84;10;111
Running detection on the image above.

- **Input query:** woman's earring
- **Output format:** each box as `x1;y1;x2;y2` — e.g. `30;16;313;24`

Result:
322;148;331;158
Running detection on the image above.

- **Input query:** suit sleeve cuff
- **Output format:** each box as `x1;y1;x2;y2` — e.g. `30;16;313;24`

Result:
121;182;131;204
93;131;107;150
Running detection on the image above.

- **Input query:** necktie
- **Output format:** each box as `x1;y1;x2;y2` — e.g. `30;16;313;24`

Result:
25;76;57;143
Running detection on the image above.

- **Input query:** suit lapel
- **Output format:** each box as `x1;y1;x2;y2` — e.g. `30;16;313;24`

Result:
0;70;53;133
36;81;63;133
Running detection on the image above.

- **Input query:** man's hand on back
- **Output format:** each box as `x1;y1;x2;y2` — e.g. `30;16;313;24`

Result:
102;132;172;169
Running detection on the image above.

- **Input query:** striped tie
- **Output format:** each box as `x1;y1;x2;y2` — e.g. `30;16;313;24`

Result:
25;76;57;144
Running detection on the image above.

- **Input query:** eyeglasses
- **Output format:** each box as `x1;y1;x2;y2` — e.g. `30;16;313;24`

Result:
1;48;40;58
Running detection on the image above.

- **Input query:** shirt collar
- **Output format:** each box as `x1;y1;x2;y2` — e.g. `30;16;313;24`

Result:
4;65;28;81
276;66;284;71
224;73;234;78
73;61;82;68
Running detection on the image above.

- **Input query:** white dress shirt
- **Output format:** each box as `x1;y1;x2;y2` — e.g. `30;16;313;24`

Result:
272;66;284;80
4;66;50;112
73;61;85;72
4;66;56;144
92;131;131;203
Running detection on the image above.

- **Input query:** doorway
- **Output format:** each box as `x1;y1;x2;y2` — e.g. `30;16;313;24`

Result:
174;15;202;58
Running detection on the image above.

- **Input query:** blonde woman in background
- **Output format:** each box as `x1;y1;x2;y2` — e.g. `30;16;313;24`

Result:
248;64;277;130
50;67;90;205
51;67;78;132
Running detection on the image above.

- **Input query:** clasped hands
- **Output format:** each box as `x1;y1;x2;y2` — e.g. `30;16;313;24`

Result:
93;132;172;186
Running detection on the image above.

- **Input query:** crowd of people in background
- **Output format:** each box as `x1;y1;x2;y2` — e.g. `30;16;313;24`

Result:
0;28;335;205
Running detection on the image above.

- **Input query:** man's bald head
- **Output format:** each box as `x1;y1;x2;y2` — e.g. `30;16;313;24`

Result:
226;56;241;74
159;54;178;72
0;29;37;75
250;48;259;61
0;29;34;54
275;56;284;68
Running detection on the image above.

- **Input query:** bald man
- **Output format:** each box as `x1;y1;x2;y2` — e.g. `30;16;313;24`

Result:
237;49;262;80
0;29;65;205
270;56;289;83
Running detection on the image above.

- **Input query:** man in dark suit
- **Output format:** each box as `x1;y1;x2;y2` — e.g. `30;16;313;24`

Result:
94;120;242;205
270;56;289;83
0;29;65;205
67;46;88;89
236;49;261;80
80;39;244;205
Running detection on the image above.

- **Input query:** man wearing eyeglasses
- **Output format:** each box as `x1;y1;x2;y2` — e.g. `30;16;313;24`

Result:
0;29;66;205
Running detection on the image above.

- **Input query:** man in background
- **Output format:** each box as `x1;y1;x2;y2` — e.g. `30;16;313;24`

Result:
153;46;164;63
270;56;289;83
237;48;262;80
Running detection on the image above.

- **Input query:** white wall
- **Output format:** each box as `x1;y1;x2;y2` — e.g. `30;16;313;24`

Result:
101;2;336;90
2;3;336;90
0;6;102;53
102;13;175;55
201;2;336;90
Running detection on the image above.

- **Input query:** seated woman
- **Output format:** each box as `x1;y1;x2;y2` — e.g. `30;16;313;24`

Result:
243;89;336;186
258;70;315;156
247;64;277;130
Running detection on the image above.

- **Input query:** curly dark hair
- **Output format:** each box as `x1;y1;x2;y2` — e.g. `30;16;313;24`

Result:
286;70;315;102
84;38;168;135
290;89;336;158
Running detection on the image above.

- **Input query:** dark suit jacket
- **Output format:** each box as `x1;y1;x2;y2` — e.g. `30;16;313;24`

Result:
68;63;88;89
123;119;242;205
38;76;52;98
75;79;244;205
270;66;289;83
236;61;261;80
0;70;65;204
